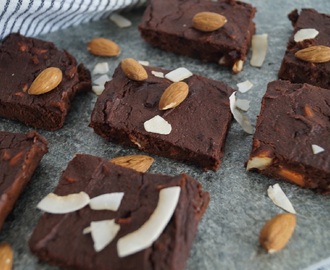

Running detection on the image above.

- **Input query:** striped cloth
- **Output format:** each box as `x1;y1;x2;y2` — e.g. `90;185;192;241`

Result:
0;0;146;40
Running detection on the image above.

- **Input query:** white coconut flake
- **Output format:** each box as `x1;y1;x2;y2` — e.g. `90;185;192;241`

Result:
117;186;180;257
294;28;319;42
93;74;110;86
138;60;149;66
250;34;268;67
37;192;90;214
83;226;92;234
165;67;193;82
236;99;250;111
89;192;124;211
144;115;172;135
312;144;325;154
92;62;109;75
267;184;296;214
151;70;164;78
92;85;105;96
237;80;253;93
90;219;120;252
229;92;254;134
109;13;132;28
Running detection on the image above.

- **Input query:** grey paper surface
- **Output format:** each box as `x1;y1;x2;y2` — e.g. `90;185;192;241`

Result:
0;1;329;269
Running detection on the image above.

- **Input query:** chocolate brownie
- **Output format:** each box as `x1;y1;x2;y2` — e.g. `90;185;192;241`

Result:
29;154;209;270
246;80;330;193
0;130;48;230
0;33;91;130
138;0;256;73
90;64;234;171
278;9;330;89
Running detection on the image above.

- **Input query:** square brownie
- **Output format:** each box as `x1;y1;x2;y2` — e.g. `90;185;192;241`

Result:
0;33;91;130
246;80;330;193
0;130;48;230
278;9;330;89
90;64;234;171
29;154;209;270
138;0;256;73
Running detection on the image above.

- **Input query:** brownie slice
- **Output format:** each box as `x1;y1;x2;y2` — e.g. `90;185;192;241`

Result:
90;64;234;171
29;154;209;270
139;0;256;73
0;130;48;230
278;9;330;89
0;33;91;130
246;80;330;193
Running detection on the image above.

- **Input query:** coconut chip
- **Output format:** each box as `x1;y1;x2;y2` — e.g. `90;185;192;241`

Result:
236;99;250;111
90;219;120;252
229;92;254;134
250;34;268;67
144;115;172;135
138;60;149;66
92;85;104;96
151;70;164;78
117;186;181;257
109;13;132;28
92;62;109;75
165;67;193;82
93;74;110;86
294;28;319;42
83;226;92;234
89;192;124;211
237;80;253;93
37;192;90;214
267;184;296;214
311;144;324;154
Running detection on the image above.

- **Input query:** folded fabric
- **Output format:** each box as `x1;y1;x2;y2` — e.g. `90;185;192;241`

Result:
0;0;146;40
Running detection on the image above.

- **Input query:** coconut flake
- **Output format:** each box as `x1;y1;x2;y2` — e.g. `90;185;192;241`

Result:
90;219;120;252
267;184;296;214
117;186;180;257
92;62;109;75
144;115;172;135
109;13;132;28
236;99;250;111
250;34;268;67
92;85;104;95
37;192;90;214
229;92;254;134
312;144;324;154
93;74;110;86
237;80;253;93
89;192;124;211
165;67;193;82
138;60;149;66
151;70;164;78
294;28;319;42
83;226;92;234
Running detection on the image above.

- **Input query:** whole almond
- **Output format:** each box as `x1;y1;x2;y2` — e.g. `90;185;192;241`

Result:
28;67;62;95
87;38;121;57
0;243;13;270
121;58;148;81
110;155;154;173
295;45;330;63
192;12;227;32
259;213;296;253
159;82;189;110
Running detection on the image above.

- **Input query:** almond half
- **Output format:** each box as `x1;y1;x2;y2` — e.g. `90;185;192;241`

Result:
259;213;296;254
192;12;227;32
110;155;154;173
28;67;62;95
121;58;148;81
0;243;13;270
295;45;330;63
87;38;121;57
159;82;189;110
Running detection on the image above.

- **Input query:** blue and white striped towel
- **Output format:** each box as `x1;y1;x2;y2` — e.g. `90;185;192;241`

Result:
0;0;146;40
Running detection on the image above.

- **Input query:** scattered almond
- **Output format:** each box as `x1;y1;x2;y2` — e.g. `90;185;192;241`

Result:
259;213;296;254
278;167;305;187
0;243;13;270
28;67;62;95
87;38;120;57
121;58;148;81
110;155;154;173
159;82;189;110
192;12;227;32
295;45;330;63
